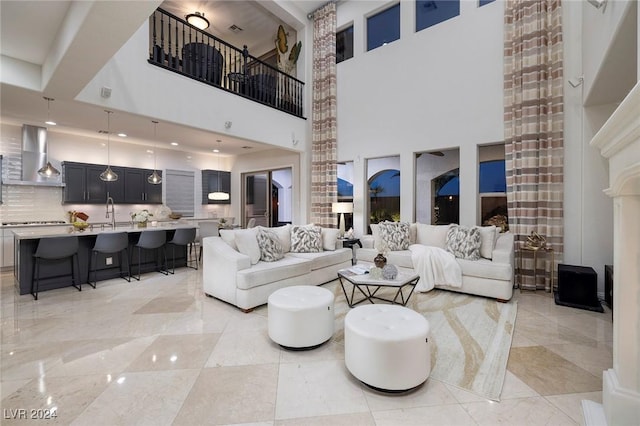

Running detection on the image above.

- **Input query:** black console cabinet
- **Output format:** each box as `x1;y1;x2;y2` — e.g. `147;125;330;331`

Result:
555;264;603;312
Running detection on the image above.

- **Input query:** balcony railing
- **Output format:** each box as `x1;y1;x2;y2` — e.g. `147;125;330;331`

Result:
148;8;304;118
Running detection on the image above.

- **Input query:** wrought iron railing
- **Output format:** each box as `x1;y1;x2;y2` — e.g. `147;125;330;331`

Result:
148;8;304;118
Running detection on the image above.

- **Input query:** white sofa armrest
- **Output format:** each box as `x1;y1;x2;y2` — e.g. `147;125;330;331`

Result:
203;236;251;305
360;235;375;249
492;232;514;266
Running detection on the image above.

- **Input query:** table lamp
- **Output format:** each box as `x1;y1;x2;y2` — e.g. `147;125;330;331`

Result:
332;202;353;238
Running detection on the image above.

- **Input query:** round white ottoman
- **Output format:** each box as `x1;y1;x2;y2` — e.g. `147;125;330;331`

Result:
268;285;335;349
345;304;430;392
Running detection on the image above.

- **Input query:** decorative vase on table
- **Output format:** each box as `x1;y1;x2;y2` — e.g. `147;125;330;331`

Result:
374;253;387;269
138;221;147;228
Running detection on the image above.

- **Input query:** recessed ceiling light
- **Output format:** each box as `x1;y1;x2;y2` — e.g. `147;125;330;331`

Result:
117;133;127;137
146;149;153;154
186;155;192;159
242;146;253;149
45;120;57;126
170;142;179;146
213;149;219;153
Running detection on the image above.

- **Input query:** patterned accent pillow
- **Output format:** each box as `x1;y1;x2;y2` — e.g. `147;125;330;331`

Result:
446;225;481;260
256;228;284;262
377;221;411;251
290;225;322;253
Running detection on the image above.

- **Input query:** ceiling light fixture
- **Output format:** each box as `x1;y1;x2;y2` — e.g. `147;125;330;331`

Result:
37;97;60;178
148;120;162;185
208;140;230;201
99;110;118;182
186;11;209;30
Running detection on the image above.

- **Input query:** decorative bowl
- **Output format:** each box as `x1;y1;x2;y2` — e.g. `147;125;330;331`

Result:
169;213;182;220
72;221;89;231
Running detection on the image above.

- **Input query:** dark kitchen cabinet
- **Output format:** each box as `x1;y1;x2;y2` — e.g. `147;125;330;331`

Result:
124;168;162;204
63;162;124;204
202;169;230;204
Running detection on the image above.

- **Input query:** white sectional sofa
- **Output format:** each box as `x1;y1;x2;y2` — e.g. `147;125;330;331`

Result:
357;223;515;301
202;224;352;311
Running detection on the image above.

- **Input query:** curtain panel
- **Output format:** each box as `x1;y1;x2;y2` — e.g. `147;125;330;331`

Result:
311;2;338;227
504;0;564;291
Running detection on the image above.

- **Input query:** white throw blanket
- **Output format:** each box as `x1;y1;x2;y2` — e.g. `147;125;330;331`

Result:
409;244;462;292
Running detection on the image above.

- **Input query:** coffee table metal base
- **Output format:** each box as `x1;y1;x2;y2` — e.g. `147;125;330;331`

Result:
337;270;419;307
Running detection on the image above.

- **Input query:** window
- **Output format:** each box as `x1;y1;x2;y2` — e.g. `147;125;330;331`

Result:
367;3;400;51
479;0;495;6
165;169;194;217
336;26;354;63
415;148;460;225
478;144;507;229
367;156;400;231
416;0;460;33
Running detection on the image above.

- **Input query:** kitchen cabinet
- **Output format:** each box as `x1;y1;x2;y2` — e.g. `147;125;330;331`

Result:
202;170;230;204
62;162;124;204
124;168;162;204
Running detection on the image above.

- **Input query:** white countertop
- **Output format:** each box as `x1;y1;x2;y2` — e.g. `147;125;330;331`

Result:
11;222;204;240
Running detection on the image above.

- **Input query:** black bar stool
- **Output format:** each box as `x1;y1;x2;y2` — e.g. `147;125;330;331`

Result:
167;227;198;273
31;236;80;300
132;230;168;281
88;232;131;288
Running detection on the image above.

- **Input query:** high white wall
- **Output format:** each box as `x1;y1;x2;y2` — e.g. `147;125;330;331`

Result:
336;0;504;234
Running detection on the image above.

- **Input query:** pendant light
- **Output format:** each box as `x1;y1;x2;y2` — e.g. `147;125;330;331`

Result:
147;120;162;184
99;110;118;182
208;140;229;200
37;97;61;178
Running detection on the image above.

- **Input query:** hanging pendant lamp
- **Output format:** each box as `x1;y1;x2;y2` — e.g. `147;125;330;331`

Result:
208;140;229;201
37;97;61;178
100;110;118;182
147;120;162;184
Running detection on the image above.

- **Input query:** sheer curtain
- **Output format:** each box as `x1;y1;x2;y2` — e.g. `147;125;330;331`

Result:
504;0;564;291
311;2;338;227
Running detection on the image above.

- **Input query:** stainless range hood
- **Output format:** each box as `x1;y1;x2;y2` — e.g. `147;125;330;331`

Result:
3;125;64;187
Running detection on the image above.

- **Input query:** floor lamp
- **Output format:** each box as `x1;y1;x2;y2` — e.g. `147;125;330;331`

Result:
332;202;353;238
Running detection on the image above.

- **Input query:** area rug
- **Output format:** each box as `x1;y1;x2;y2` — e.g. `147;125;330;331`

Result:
331;284;517;401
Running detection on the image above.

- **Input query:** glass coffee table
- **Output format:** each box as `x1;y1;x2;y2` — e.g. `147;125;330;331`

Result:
337;267;420;308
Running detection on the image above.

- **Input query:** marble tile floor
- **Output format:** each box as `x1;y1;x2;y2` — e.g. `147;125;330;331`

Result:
0;269;611;425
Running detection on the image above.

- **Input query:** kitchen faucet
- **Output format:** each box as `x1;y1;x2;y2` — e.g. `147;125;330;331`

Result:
105;196;116;229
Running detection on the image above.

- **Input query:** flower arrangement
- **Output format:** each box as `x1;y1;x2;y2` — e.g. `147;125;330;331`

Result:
131;209;152;226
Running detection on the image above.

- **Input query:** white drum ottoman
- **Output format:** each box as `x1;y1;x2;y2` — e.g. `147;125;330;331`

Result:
268;285;335;350
345;304;430;392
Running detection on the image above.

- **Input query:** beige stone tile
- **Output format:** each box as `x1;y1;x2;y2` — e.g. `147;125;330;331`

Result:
545;342;612;377
372;404;477;426
1;374;110;425
278;338;344;363
134;295;196;314
275;360;369;420
275;412;375;426
205;329;281;367
0;379;31;400
173;365;278;425
514;313;598;346
507;346;601;395
125;334;219;372
545;391;602;424
463;396;578;425
72;369;199;425
553;312;613;343
499;370;540;399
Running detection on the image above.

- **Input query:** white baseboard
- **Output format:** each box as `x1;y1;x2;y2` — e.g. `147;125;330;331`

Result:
582;400;607;426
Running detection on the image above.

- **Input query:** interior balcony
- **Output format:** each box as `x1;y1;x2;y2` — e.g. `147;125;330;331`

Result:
148;8;305;118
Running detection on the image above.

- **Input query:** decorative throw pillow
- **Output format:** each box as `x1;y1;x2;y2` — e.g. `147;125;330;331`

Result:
256;228;284;262
259;224;291;253
234;228;261;265
377;221;410;251
475;225;497;260
321;228;340;251
446;225;481;260
219;229;238;251
290;225;322;253
416;224;451;249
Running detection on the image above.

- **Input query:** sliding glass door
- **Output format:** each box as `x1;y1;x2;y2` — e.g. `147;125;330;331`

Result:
243;168;292;228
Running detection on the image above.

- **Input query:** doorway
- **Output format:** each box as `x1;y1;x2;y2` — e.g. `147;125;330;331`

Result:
242;168;292;228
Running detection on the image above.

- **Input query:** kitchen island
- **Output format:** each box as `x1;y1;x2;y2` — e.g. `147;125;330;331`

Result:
12;223;200;296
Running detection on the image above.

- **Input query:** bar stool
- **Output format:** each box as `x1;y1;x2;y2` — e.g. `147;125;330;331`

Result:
167;227;198;273
197;221;220;261
32;236;80;300
132;230;167;281
88;232;131;288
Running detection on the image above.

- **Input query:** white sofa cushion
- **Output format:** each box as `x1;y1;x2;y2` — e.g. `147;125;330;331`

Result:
456;258;512;281
416;224;450;249
476;225;498;260
236;256;311;290
288;248;352;270
234;228;261;264
263;224;292;253
219;229;238;251
321;228;340;251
